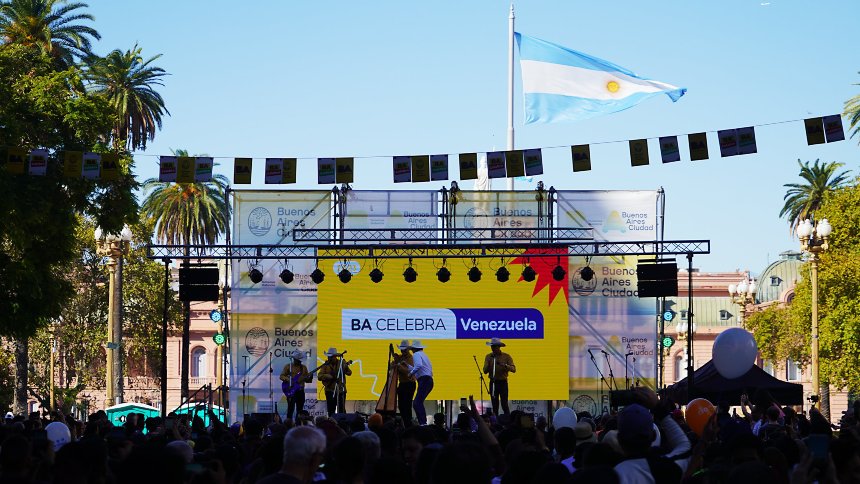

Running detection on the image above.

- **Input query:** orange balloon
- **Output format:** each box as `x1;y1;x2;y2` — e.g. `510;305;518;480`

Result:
685;398;716;436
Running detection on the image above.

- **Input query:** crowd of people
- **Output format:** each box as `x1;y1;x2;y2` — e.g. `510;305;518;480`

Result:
1;388;859;484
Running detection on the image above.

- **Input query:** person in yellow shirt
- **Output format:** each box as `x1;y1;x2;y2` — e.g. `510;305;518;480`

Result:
483;337;516;416
393;339;416;426
317;347;352;416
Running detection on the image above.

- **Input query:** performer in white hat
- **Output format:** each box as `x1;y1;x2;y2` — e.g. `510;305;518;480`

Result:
280;350;314;421
483;337;516;416
394;340;417;425
317;348;352;416
406;340;433;425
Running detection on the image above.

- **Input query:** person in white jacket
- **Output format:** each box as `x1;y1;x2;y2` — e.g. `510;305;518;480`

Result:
613;388;691;484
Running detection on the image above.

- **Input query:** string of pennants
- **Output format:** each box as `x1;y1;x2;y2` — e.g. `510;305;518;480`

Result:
0;115;846;183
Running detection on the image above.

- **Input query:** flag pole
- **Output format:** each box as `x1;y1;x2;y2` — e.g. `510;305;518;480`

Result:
506;3;515;191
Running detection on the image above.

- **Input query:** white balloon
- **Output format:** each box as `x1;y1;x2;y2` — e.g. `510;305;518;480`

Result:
712;327;758;379
45;421;71;451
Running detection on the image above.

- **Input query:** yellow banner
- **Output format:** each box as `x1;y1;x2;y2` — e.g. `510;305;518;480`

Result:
234;158;253;184
459;153;478;180
176;156;196;183
100;153;120;181
571;145;591;172
411;155;430;183
629;139;649;166
317;253;570;400
63;151;83;178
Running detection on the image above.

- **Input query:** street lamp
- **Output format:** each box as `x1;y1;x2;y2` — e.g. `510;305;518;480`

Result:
728;274;757;323
95;225;132;407
797;218;831;412
675;320;696;380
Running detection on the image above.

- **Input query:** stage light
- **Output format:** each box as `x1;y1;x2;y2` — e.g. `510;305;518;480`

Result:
279;269;294;284
338;268;352;283
468;266;482;283
403;266;417;283
496;266;510;282
436;266;450;283
212;332;226;346
369;268;384;283
580;266;594;281
552;264;566;281
249;268;263;284
521;265;536;282
311;268;325;284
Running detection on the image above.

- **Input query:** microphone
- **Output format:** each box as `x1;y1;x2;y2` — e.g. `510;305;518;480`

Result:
587;348;594;356
625;352;634;357
340;350;348;355
600;349;609;356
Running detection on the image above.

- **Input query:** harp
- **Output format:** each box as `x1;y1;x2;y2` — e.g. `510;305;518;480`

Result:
375;343;398;415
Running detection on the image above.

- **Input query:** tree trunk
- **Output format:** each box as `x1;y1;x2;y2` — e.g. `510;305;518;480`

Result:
820;381;831;422
14;338;28;415
181;300;190;400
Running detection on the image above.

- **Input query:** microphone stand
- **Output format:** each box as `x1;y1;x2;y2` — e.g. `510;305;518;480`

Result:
472;355;490;413
632;357;638;387
588;350;610;413
242;355;249;419
269;352;274;419
335;351;348;414
603;351;617;391
625;353;633;389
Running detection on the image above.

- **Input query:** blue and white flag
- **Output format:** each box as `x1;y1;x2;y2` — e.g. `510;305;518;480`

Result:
515;33;686;124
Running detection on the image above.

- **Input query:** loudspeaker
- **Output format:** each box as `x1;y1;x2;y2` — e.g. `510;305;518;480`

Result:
636;262;679;298
179;263;220;302
247;412;276;424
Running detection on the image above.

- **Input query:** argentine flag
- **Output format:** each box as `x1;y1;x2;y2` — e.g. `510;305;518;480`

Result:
515;33;686;124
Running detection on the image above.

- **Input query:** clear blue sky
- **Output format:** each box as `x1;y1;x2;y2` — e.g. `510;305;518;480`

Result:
87;1;858;273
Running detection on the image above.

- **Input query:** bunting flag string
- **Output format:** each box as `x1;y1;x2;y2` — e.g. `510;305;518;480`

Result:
0;114;847;183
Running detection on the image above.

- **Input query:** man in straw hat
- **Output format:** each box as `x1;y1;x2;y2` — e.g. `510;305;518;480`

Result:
280;350;313;421
406;340;433;425
483;337;516;416
394;339;417;426
317;347;352;416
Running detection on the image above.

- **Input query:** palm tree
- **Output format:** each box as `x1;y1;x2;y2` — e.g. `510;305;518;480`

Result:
0;0;100;66
779;159;850;231
85;44;169;151
141;162;229;399
845;75;860;142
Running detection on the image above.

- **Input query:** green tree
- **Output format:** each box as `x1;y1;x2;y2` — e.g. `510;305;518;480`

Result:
845;75;860;142
141;168;229;398
779;159;850;232
0;44;137;413
751;181;860;419
25;218;181;411
0;0;99;67
814;182;860;394
85;44;169;151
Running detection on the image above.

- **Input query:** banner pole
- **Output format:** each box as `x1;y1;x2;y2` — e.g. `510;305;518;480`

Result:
506;3;515;191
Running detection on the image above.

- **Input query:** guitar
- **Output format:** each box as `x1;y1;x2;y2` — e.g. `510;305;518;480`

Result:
282;363;325;398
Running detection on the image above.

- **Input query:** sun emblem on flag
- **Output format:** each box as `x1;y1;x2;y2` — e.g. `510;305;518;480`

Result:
510;248;569;305
606;80;620;93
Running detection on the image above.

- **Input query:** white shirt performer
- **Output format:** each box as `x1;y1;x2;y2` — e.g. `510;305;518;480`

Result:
407;340;433;425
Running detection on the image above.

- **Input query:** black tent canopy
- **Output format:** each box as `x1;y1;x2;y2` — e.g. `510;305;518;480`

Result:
661;359;804;405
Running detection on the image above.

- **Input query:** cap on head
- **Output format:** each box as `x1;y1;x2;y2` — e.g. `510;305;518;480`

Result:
617;404;654;441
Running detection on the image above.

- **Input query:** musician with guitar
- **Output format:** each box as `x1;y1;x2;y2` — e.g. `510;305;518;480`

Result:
280;350;319;421
394;339;416;426
317;347;352;417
